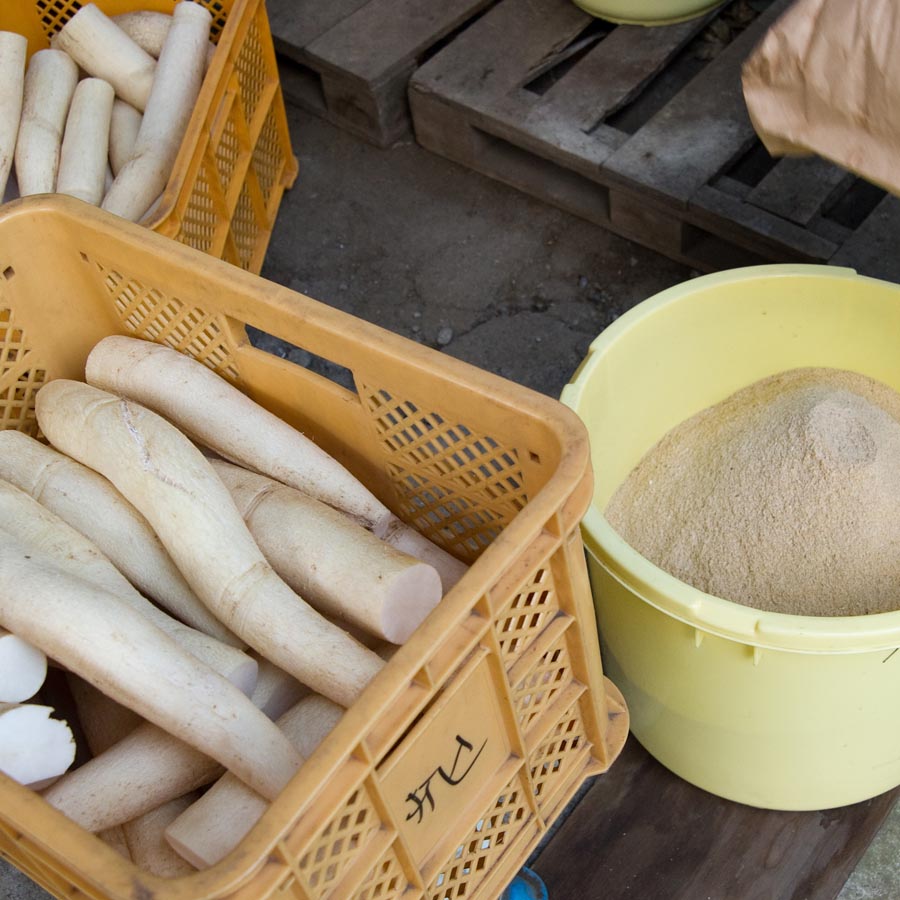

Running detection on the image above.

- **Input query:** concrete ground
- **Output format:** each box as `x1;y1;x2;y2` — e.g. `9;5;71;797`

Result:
258;110;688;397
3;105;900;899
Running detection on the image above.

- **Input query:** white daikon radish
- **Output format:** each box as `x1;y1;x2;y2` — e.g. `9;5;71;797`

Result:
66;678;144;847
0;32;27;198
124;794;199;878
15;49;78;195
0;430;241;647
67;680;198;867
113;10;216;67
381;517;468;592
213;461;442;643
0;532;301;801
67;676;202;866
67;681;205;870
86;336;391;529
100;826;132;860
42;720;223;832
0;627;47;703
248;655;310;719
103;1;210;222
71;674;198;876
56;77;114;205
85;335;468;589
36;380;384;708
67;677;138;860
0;478;255;693
108;99;141;176
51;5;156;112
166;696;344;868
0;703;76;790
112;10;174;57
329;614;388;650
44;652;310;832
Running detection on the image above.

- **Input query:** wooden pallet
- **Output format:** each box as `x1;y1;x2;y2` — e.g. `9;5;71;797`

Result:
532;737;900;900
266;0;498;147
409;0;900;281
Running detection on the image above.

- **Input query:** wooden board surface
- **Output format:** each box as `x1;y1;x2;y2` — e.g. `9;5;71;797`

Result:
266;0;368;52
747;157;852;226
267;0;496;146
831;195;900;283
533;737;900;900
409;0;897;275
602;0;787;206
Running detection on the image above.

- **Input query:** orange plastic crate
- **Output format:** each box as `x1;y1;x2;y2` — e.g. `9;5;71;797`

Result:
0;197;627;900
0;0;298;273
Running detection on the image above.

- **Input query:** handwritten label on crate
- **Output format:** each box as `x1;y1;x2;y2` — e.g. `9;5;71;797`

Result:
379;652;513;865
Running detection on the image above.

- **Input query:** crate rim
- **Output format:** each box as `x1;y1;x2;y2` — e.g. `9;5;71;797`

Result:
1;195;590;474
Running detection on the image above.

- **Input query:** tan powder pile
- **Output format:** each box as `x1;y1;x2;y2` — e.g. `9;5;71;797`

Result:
605;368;900;617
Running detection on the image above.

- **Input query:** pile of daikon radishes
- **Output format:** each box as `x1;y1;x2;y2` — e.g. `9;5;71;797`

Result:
0;1;218;222
0;335;467;877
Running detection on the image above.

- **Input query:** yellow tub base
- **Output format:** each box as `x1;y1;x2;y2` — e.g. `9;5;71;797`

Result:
593;564;900;810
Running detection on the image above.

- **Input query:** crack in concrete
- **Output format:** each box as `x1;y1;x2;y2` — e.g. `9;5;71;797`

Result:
427;293;610;348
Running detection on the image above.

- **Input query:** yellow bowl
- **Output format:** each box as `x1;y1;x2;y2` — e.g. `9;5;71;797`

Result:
562;264;900;810
571;0;725;25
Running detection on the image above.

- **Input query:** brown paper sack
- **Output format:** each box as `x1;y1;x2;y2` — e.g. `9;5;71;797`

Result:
741;0;900;195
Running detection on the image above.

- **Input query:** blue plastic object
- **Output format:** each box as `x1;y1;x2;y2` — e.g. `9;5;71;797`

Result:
501;867;548;900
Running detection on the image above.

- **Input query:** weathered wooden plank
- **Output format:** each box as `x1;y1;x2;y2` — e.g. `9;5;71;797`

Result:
608;187;685;257
266;0;370;58
277;57;328;116
278;57;401;146
269;0;504;146
608;182;791;271
748;156;854;226
412;86;757;273
806;215;852;247
536;17;708;133
305;0;498;85
603;0;791;207
411;0;648;173
490;16;713;173
412;89;614;227
413;82;793;272
715;174;752;200
532;738;899;900
690;184;837;263
412;0;590;106
831;195;900;281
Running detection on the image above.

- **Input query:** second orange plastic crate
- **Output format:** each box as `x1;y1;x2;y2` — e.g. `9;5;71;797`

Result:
0;0;298;273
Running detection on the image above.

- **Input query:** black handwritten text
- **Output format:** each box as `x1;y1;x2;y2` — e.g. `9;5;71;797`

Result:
405;734;487;825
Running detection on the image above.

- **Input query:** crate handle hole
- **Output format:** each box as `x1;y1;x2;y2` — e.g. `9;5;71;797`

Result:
2;266;14;280
247;326;358;394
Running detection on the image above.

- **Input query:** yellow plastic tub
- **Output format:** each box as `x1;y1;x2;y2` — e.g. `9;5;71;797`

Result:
571;0;725;25
562;264;900;811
